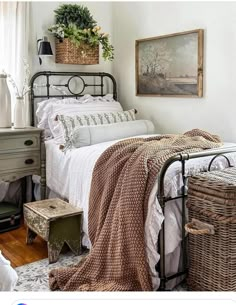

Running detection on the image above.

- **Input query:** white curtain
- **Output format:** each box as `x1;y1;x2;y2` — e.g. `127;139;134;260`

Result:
0;2;30;201
0;1;30;123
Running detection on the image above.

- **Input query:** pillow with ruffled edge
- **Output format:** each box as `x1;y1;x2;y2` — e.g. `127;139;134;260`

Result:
36;95;122;139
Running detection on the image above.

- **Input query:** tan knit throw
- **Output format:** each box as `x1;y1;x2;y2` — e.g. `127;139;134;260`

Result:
49;129;222;291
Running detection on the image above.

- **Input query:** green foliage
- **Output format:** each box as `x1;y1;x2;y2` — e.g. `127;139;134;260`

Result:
99;35;114;61
48;4;114;61
54;4;96;29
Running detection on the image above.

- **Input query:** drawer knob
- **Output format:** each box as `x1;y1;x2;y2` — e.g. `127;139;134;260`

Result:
25;159;34;165
24;140;33;146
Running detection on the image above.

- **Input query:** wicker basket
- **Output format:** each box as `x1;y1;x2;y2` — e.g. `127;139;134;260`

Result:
186;166;236;291
55;38;99;65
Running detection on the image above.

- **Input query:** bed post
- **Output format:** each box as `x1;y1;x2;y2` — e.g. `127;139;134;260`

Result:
181;159;188;277
30;71;118;202
157;154;183;291
158;199;166;291
157;148;236;290
40;132;46;200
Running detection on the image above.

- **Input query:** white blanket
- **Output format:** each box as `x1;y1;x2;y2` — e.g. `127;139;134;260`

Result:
45;137;236;289
0;251;18;291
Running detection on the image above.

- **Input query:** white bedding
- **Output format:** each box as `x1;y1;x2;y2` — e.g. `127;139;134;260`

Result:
0;251;18;291
45;137;236;290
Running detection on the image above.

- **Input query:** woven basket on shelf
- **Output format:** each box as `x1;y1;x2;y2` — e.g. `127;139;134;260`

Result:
55;38;99;65
185;166;236;291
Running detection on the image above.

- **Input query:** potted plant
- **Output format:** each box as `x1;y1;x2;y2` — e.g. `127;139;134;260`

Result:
48;4;114;64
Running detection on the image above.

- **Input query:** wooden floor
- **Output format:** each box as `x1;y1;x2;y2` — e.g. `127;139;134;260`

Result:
0;224;48;268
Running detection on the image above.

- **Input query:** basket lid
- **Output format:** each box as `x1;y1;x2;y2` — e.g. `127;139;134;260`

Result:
188;167;236;209
189;167;236;188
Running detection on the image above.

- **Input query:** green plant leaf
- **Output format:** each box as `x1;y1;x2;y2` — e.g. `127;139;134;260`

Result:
49;4;114;61
54;4;97;29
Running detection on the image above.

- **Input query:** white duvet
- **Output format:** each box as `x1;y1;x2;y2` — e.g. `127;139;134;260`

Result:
45;136;236;290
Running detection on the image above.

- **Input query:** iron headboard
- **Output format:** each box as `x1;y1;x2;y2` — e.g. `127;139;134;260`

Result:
30;71;117;126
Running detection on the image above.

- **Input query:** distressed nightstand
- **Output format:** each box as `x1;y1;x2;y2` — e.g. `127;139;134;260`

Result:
24;198;83;263
0;127;44;231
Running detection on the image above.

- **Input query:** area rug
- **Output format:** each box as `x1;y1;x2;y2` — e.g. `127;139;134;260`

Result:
14;252;88;291
14;252;187;291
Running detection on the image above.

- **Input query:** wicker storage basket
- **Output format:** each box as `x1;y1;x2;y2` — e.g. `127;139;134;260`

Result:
55;38;99;65
186;166;236;291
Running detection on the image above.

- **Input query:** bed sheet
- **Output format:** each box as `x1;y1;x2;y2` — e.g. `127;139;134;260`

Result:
45;137;236;290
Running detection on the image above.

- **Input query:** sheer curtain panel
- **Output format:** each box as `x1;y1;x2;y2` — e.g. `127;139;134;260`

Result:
0;2;30;202
0;2;30;122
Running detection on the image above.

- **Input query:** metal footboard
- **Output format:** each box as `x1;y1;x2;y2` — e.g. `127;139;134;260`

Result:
157;146;236;291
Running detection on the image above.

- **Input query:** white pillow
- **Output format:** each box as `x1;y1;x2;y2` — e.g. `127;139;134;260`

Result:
36;94;117;120
57;109;136;147
79;94;117;103
36;98;59;122
36;95;122;138
48;101;123;139
37;98;80;135
66;120;155;150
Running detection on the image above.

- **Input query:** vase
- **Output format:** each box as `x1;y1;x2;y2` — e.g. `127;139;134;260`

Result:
14;97;25;129
0;74;11;127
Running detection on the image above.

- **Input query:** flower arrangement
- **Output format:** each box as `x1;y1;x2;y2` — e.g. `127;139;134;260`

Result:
4;59;31;98
48;4;114;61
4;59;68;98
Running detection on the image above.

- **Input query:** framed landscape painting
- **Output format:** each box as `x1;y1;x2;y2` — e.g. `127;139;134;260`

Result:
135;29;204;97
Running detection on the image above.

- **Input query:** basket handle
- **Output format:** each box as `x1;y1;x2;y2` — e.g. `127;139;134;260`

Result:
185;218;215;235
208;154;233;171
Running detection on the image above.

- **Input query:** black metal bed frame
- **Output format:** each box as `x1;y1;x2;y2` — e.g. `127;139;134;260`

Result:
30;71;236;291
30;71;117;126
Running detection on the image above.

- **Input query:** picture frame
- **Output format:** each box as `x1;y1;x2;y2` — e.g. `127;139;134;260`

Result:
135;29;204;97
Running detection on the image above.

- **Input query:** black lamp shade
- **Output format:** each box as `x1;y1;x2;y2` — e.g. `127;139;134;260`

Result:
38;37;53;56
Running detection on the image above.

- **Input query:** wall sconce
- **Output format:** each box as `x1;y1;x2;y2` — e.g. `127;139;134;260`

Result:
37;36;53;65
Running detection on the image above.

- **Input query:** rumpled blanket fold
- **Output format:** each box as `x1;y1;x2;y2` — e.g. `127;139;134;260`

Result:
49;129;222;291
0;251;18;291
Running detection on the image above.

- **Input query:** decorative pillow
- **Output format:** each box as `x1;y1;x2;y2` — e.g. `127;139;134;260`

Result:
36;95;123;139
48;101;123;139
36;98;59;122
57;109;136;148
36;94;118;121
66;120;155;150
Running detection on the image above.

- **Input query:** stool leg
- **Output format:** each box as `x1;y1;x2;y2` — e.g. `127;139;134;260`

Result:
47;240;64;264
26;227;37;245
66;239;81;256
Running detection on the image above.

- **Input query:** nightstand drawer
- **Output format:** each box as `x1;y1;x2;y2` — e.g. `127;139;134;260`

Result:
0;134;40;153
0;152;40;172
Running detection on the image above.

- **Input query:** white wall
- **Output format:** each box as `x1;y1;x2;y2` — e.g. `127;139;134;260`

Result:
29;1;236;142
29;2;113;75
112;2;236;142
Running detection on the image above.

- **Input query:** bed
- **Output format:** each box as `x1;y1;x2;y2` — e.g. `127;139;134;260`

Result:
30;71;236;291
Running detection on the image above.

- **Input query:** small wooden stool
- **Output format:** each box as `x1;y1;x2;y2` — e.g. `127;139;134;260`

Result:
24;198;83;264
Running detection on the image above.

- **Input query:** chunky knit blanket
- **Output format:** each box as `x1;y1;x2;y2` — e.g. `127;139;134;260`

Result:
49;129;222;291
